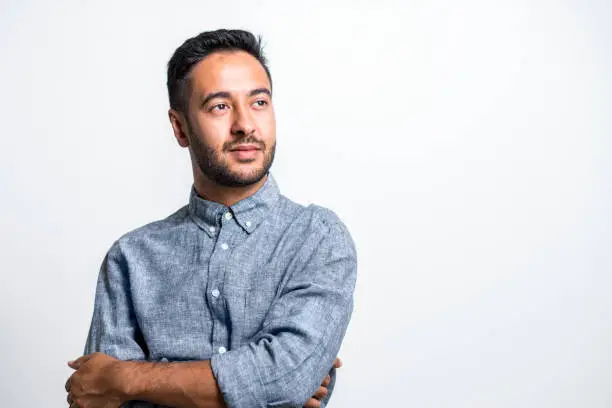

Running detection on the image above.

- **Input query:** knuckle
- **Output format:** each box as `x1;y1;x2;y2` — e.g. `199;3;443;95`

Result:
305;398;320;408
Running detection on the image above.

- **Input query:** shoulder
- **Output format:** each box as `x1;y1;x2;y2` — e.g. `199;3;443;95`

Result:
108;206;190;255
276;194;347;229
277;195;356;254
305;203;348;230
306;204;357;257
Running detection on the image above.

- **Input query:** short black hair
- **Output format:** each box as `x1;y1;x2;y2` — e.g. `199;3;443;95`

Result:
167;29;272;112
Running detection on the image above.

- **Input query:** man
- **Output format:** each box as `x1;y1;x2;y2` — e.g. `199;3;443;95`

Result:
65;29;357;408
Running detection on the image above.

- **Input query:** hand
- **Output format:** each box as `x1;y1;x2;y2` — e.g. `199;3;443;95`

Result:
65;352;128;408
303;357;342;408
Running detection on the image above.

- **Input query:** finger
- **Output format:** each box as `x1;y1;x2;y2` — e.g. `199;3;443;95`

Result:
303;397;321;408
312;385;328;400
321;375;331;387
333;357;342;369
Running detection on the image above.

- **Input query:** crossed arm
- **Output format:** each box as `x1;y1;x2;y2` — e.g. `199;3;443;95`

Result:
65;353;342;408
67;214;357;408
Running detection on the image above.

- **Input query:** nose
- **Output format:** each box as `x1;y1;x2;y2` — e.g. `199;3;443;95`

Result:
230;105;255;136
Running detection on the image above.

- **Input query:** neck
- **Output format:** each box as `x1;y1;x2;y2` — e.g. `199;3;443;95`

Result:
192;171;268;207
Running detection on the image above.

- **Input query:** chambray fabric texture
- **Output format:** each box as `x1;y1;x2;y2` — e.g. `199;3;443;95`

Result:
83;173;358;408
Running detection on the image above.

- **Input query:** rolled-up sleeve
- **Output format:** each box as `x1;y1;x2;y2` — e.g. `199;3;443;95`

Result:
84;240;147;361
211;212;358;408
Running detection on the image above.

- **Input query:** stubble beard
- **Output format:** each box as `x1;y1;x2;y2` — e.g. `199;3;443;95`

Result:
188;127;276;188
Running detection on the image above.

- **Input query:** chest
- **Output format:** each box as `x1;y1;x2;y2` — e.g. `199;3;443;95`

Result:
126;224;305;360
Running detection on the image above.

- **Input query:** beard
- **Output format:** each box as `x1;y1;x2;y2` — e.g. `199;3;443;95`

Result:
187;124;276;188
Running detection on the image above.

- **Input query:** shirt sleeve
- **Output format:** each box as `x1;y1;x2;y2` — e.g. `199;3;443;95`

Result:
319;366;337;408
83;240;148;361
210;211;358;408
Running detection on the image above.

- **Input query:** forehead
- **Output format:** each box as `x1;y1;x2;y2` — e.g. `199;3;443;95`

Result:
188;50;270;95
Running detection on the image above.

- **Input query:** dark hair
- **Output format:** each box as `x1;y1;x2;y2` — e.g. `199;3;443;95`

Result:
167;29;272;112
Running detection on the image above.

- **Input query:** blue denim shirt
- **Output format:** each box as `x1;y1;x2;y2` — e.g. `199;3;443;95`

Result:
83;173;358;408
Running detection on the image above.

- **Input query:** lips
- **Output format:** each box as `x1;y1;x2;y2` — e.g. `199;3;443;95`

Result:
229;144;261;152
228;144;262;161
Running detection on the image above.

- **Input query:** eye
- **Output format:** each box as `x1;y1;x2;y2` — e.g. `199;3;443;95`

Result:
211;103;229;112
253;99;268;109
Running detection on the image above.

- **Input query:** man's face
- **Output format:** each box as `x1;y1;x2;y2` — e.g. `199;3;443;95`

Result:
180;51;276;187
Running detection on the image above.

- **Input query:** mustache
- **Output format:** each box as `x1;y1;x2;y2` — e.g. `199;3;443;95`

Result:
224;137;265;151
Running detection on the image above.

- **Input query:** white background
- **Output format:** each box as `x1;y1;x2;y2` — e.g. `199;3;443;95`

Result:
1;0;611;406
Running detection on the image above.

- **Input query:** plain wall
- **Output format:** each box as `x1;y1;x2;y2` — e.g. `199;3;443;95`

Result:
1;0;611;406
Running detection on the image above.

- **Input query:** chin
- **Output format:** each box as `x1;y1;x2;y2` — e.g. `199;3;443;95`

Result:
235;169;266;182
222;160;261;177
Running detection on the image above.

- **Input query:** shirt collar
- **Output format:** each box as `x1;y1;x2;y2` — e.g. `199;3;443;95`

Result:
188;173;280;236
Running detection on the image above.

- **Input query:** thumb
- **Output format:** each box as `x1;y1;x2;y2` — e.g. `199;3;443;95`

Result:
67;354;93;370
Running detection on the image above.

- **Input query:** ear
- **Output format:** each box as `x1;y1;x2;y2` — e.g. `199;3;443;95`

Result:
168;108;190;148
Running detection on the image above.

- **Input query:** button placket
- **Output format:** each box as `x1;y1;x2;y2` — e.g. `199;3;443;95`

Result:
217;209;234;253
209;209;235;356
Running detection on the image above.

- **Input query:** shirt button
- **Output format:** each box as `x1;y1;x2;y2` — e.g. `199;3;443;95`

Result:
218;347;227;354
245;221;252;227
211;289;220;298
221;243;229;250
224;212;232;220
209;226;216;233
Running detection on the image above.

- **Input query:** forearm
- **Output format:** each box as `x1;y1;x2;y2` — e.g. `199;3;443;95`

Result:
120;359;227;408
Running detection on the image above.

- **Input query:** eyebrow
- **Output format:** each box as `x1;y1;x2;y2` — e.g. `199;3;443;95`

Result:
249;88;272;98
200;88;272;108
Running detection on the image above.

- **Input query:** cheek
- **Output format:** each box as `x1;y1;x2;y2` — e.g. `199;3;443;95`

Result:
258;112;276;141
192;116;229;148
